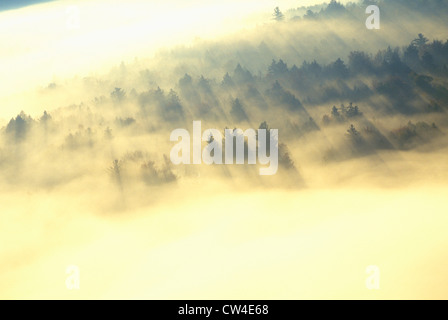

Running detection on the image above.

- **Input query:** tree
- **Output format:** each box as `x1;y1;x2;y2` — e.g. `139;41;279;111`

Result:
325;0;345;16
6;111;33;142
221;72;234;87
348;51;373;74
179;73;193;87
273;7;284;21
331;106;340;118
301;60;322;78
233;64;253;84
346;102;361;117
40;111;52;123
279;143;295;170
268;59;288;77
111;87;126;102
403;44;420;68
259;121;269;131
266;81;303;111
346;124;361;142
421;52;435;70
411;33;429;50
230;98;248;121
304;9;317;20
327;58;349;78
198;75;212;93
108;159;122;190
163;89;184;121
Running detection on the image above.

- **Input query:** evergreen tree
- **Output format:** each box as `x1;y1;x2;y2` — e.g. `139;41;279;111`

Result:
273;7;284;21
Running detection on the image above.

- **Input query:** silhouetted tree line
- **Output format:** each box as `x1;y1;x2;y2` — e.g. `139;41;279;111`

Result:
138;87;184;121
323;103;363;125
118;32;448;126
291;0;448;21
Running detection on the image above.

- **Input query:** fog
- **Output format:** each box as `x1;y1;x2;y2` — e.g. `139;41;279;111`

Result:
1;0;448;299
0;0;340;115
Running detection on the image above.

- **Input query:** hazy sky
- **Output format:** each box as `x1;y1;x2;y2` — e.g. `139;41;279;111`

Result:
0;0;346;104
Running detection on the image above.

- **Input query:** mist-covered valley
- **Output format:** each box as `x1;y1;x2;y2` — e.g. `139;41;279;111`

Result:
1;0;448;299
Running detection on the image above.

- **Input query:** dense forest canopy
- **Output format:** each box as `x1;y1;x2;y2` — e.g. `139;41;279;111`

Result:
1;1;448;187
